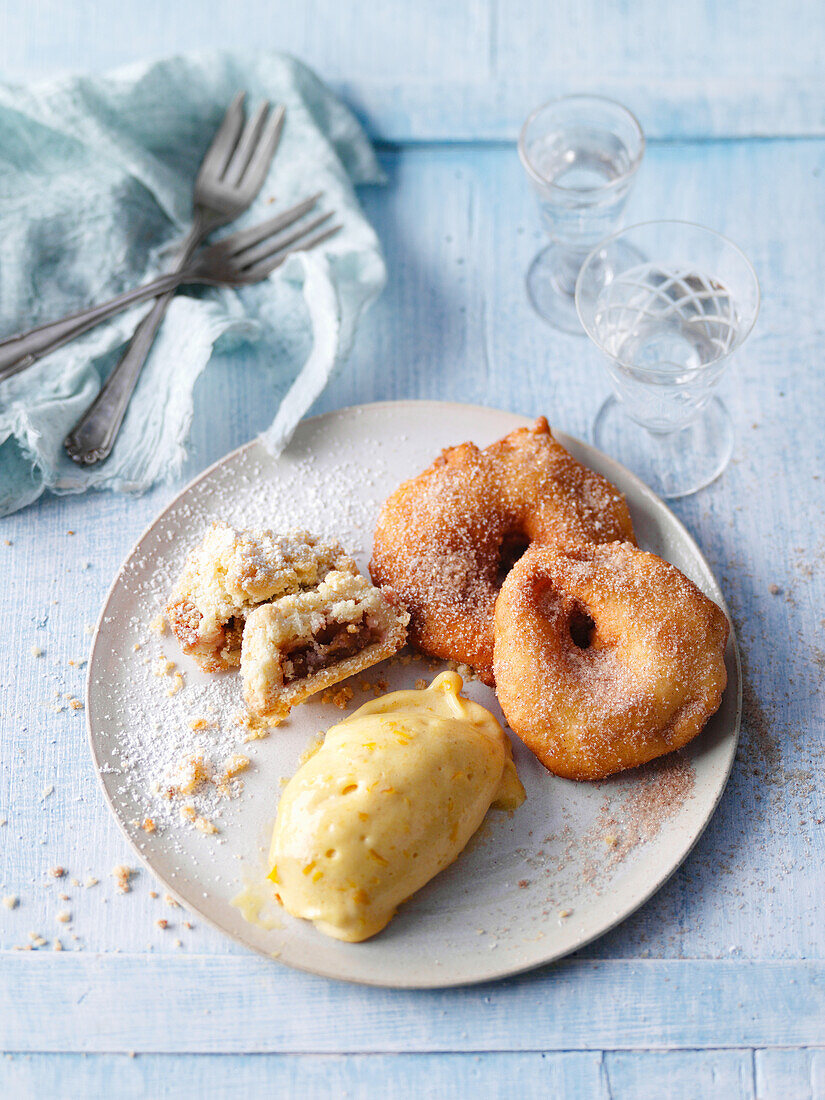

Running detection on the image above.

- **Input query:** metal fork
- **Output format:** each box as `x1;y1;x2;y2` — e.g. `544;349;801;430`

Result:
0;196;339;383
64;93;285;467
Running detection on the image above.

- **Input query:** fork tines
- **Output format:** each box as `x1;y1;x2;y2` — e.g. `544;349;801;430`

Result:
211;195;342;279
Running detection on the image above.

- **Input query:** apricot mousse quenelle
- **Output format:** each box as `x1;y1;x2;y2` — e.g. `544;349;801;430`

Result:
267;672;525;942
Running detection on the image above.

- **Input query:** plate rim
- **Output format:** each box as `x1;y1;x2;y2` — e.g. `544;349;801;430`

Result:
86;399;742;988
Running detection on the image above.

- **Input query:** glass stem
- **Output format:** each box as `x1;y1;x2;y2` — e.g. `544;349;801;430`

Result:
556;247;589;298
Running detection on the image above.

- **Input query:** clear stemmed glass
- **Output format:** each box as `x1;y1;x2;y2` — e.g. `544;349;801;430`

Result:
518;95;645;334
575;221;760;499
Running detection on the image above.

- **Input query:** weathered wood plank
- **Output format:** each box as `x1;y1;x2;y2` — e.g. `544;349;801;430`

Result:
1;957;824;1052
0;1052;608;1099
7;1049;825;1098
755;1049;825;1100
604;1050;756;1099
2;1;824;1092
329;137;825;964
339;78;825;142
1;131;824;1086
0;0;493;85
0;0;823;138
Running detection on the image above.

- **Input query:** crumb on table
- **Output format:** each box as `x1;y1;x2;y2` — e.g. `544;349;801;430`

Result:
112;866;135;893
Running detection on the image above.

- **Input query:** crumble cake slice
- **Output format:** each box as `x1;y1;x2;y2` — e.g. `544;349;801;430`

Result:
241;570;409;719
167;523;357;672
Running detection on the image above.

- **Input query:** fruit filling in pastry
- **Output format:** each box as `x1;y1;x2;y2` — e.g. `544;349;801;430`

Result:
241;570;409;718
166;522;356;672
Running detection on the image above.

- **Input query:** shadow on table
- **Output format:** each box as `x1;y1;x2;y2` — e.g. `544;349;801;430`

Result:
182;152;470;475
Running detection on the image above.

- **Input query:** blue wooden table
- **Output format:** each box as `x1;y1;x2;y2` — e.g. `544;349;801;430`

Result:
1;3;824;1097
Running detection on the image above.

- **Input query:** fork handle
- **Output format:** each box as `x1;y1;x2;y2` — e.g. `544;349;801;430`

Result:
64;219;208;466
0;272;185;383
63;291;178;464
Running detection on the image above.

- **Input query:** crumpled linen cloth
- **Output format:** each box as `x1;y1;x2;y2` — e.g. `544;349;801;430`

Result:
0;51;386;516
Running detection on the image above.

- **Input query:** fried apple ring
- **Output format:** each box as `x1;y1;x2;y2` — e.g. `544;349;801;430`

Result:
493;541;729;780
369;418;635;684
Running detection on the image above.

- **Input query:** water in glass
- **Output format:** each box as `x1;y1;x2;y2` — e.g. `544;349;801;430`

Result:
530;126;636;250
593;262;740;370
589;261;741;429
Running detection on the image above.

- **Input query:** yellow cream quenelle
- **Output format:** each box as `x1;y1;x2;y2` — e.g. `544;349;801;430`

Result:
268;672;525;942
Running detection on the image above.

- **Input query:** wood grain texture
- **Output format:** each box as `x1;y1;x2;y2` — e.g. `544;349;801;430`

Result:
0;1052;609;1100
2;957;825;1052
604;1051;756;1100
755;1049;825;1100
0;0;823;139
5;1049;825;1099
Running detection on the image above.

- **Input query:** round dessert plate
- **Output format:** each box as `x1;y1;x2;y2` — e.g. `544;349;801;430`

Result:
87;401;740;987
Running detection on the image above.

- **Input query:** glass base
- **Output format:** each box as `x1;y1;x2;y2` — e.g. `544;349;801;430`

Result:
593;395;734;499
525;244;587;334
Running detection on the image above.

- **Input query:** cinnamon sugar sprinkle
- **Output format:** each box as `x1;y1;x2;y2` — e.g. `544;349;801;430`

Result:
581;756;696;886
512;753;697;911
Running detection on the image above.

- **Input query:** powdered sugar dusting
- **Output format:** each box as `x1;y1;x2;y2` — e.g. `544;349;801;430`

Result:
91;434;392;841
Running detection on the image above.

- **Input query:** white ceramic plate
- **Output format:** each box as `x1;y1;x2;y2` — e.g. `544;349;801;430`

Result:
87;401;740;988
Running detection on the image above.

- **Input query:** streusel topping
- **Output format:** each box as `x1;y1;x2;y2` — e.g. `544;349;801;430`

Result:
167;523;356;670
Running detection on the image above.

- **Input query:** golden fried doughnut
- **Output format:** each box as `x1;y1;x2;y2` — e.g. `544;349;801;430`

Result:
369;418;635;684
493;541;729;780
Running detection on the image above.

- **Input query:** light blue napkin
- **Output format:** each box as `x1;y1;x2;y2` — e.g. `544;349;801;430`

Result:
0;51;386;516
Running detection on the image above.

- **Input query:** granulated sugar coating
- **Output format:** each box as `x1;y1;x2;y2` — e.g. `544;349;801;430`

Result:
494;542;730;781
370;417;635;685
